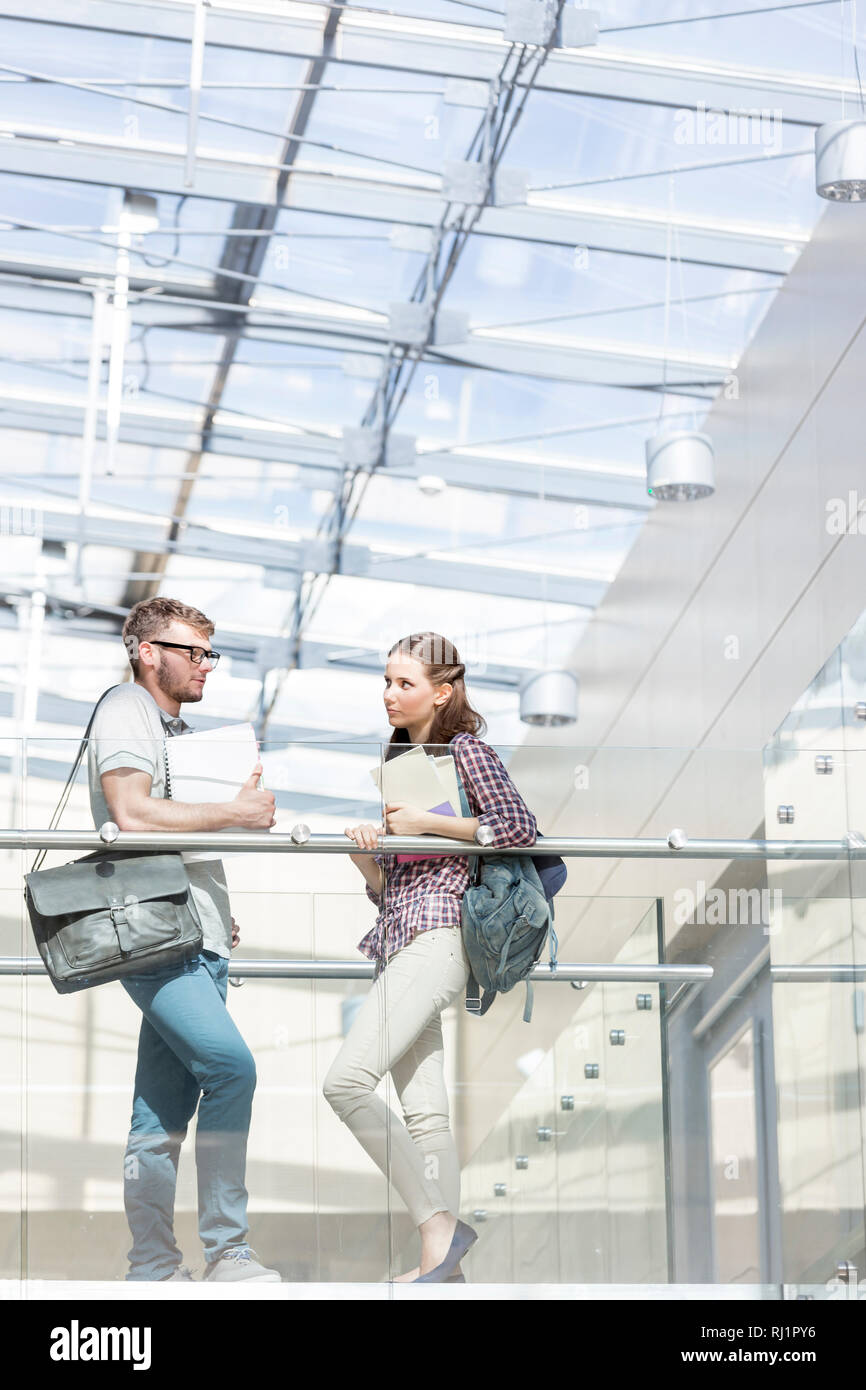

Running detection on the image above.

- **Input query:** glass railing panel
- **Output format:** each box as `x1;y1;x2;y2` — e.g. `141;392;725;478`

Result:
0;730;24;1281
309;891;388;1285
771;970;865;1284
708;1020;762;1283
457;1110;514;1283
460;897;665;1286
553;974;609;1283
761;726;865;1279
601;904;667;1283
228;950;319;1283
3;733;866;1290
10;735;392;1284
508;1047;561;1284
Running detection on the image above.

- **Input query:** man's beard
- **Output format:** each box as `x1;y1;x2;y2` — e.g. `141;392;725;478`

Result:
153;661;202;703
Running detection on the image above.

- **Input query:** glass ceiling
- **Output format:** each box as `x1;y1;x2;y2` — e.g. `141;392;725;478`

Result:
0;0;858;817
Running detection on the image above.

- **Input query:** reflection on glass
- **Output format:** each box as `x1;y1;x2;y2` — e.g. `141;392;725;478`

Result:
709;1023;760;1283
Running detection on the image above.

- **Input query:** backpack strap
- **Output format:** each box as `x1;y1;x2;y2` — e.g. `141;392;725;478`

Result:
453;771;481;886
452;750;501;1018
465;969;482;1014
523;980;534;1024
465;970;498;1017
455;766;484;1012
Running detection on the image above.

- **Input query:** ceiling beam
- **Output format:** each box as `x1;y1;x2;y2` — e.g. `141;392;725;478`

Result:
17;508;605;606
0;602;538;691
0;1;850;124
0;140;806;275
0;401;654;510
0;256;738;389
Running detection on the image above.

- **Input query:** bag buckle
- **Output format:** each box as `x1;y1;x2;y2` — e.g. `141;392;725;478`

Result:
109;899;134;954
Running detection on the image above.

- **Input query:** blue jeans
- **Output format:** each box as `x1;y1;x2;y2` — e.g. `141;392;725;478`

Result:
121;950;256;1281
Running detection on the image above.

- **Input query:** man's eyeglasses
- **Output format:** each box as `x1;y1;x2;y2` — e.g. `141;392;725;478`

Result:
149;640;221;668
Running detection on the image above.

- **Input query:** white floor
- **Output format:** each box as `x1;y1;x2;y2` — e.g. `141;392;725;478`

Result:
0;1280;839;1301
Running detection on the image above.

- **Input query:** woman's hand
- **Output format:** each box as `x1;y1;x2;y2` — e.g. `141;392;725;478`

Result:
384;802;432;836
344;823;385;897
344;822;382;851
231;917;240;949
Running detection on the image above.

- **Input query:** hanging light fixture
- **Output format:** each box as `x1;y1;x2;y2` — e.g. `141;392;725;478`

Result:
645;177;714;501
815;119;866;199
816;2;866;199
519;669;579;727
646;429;715;502
417;474;446;496
518;455;579;727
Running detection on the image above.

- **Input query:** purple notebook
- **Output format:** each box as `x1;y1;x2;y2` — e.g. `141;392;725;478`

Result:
396;799;456;862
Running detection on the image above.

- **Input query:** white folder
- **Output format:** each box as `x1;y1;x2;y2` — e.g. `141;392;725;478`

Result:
369;744;457;815
165;722;263;861
431;754;461;815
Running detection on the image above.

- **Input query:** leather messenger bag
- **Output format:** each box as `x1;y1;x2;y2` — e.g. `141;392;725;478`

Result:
24;686;203;994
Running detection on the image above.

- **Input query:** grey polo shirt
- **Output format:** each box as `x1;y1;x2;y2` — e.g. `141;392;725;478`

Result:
86;682;232;957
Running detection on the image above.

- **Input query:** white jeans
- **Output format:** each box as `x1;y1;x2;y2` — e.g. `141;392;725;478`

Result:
322;927;470;1228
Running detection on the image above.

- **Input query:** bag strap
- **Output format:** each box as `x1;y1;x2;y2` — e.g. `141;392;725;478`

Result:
523;980;534;1024
465;969;482;1014
464;972;497;1017
456;761;485;1013
452;767;481;885
30;684;123;875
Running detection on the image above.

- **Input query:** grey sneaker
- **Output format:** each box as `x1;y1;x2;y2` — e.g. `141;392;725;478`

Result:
162;1265;194;1282
203;1247;281;1283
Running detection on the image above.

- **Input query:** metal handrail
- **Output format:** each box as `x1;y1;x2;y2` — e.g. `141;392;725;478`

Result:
4;956;860;982
0;957;714;983
769;964;866;981
2;828;866;859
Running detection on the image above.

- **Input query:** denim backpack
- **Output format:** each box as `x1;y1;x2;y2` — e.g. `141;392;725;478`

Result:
454;776;561;1023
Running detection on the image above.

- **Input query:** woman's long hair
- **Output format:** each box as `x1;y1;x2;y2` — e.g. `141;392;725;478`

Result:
385;632;486;759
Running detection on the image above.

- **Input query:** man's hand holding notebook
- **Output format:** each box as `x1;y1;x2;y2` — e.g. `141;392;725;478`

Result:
165;722;274;860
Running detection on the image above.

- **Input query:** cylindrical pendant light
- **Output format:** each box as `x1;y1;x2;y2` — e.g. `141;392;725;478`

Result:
645;429;714;502
519;669;578;727
815;119;866;200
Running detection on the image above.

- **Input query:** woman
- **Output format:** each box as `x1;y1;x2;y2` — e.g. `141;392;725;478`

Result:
322;632;537;1282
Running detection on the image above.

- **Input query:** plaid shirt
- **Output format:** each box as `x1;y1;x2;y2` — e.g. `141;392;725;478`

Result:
357;732;537;970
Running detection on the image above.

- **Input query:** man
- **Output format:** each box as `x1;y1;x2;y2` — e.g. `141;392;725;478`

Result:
88;596;279;1282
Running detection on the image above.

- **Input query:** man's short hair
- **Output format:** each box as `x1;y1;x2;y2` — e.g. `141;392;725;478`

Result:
122;597;215;668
